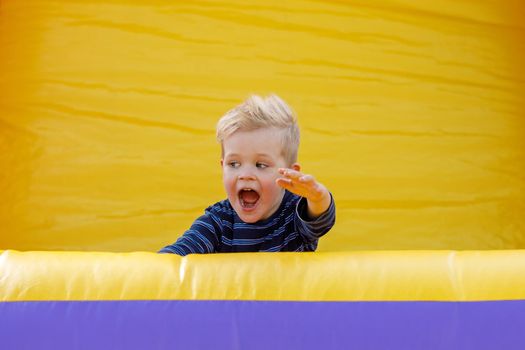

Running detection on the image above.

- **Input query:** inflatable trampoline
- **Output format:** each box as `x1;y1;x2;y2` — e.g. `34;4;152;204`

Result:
1;0;524;349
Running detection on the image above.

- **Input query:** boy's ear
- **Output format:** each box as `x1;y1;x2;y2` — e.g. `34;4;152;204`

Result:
291;163;301;172
220;159;224;167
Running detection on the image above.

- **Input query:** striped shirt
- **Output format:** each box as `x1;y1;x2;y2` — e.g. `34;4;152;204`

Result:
158;190;335;256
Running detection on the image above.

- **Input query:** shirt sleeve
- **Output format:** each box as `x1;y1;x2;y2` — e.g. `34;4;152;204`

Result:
294;192;336;243
158;210;222;256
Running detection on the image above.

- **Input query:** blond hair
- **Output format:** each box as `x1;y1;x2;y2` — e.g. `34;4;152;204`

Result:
216;94;300;165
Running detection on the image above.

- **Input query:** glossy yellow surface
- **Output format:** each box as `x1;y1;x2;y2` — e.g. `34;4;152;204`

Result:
2;250;525;301
1;1;524;251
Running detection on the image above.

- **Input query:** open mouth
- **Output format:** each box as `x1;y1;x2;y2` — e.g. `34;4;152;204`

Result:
238;188;260;209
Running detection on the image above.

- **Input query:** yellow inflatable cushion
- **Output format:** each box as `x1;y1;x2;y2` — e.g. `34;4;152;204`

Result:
2;250;525;302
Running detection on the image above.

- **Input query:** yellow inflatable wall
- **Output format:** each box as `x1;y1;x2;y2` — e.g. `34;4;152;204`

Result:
3;250;525;302
2;250;525;348
1;0;524;252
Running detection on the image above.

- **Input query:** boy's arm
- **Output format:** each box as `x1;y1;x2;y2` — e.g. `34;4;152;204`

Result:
158;212;221;256
276;168;332;219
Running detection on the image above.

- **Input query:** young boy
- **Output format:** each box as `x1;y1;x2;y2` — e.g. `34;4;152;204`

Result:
159;94;335;255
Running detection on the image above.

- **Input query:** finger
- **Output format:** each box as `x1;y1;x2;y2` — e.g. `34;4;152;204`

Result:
299;174;315;184
278;168;297;176
279;168;303;180
276;178;293;189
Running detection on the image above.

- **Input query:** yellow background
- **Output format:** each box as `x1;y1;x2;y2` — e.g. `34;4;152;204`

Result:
1;0;524;251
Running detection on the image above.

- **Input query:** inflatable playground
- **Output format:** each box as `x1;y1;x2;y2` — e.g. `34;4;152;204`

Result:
1;1;524;349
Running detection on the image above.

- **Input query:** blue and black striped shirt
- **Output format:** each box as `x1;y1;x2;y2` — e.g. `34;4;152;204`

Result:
159;190;335;256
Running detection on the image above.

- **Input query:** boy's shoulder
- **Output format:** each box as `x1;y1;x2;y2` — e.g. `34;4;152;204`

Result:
282;190;301;207
204;198;235;218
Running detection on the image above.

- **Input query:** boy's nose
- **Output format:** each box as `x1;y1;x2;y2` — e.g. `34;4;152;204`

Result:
238;172;256;181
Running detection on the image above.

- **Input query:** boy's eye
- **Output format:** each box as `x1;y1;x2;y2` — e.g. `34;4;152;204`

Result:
256;162;268;169
228;161;240;168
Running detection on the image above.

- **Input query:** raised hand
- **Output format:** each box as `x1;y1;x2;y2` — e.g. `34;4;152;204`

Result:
276;168;331;219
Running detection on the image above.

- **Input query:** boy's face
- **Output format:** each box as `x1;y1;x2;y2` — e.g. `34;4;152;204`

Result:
221;127;297;223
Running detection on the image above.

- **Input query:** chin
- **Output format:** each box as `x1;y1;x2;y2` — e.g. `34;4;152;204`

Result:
241;217;258;224
237;212;261;224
